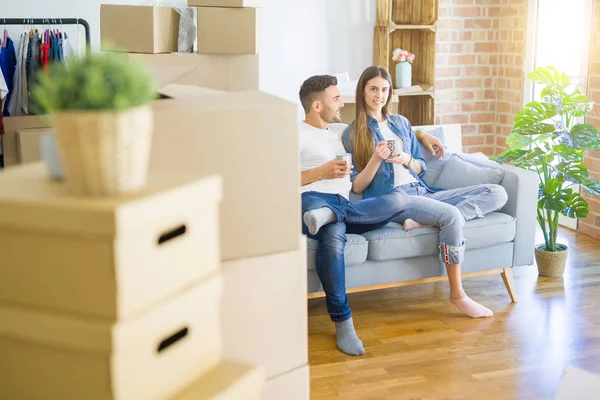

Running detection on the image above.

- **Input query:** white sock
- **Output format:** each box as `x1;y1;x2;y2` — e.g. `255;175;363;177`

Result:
450;295;493;318
303;207;337;235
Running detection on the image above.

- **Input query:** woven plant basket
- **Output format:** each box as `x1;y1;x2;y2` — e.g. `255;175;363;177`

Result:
535;244;568;278
53;105;153;196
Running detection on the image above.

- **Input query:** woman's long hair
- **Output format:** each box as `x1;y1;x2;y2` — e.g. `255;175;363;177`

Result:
346;66;393;172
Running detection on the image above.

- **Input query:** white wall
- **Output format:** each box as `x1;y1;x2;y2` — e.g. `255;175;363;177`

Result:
258;0;376;105
2;0;376;105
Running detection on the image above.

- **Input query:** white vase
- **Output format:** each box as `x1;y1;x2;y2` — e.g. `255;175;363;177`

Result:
52;105;153;196
40;130;64;180
395;62;412;89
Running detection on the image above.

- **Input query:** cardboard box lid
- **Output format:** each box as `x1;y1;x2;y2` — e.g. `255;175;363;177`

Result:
170;361;265;400
0;275;222;353
153;89;297;113
0;163;221;237
158;84;226;100
187;0;267;7
128;53;260;92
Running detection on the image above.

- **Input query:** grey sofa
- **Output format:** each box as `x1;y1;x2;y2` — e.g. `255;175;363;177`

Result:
306;126;538;297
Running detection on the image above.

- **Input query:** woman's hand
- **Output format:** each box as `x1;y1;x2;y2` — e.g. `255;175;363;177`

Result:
417;130;445;158
372;141;392;161
386;151;409;166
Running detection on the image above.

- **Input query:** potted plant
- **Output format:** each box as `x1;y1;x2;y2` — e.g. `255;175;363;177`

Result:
493;66;600;277
32;52;156;196
392;48;415;89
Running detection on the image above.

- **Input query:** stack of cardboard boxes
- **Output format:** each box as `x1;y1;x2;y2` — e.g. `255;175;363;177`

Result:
0;162;265;399
149;81;310;400
100;0;264;91
0;1;310;397
100;2;310;397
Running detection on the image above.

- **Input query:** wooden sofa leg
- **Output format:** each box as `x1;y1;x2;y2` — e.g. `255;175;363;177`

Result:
500;268;518;303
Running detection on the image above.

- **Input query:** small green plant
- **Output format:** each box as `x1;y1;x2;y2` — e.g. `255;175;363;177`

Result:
32;52;157;113
492;66;600;252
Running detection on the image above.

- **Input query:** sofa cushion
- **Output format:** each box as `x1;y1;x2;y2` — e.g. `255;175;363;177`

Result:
434;154;505;190
362;212;516;262
306;233;367;270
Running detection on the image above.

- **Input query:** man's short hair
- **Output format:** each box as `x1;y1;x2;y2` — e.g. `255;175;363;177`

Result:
299;75;338;114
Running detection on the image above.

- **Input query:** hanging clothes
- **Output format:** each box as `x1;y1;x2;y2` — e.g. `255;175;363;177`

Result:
26;31;40;114
7;33;24;117
57;31;63;62
0;33;17;116
62;32;76;64
21;33;29;115
0;68;7;136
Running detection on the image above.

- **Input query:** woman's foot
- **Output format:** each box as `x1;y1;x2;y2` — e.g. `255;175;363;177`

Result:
450;295;493;318
403;218;431;231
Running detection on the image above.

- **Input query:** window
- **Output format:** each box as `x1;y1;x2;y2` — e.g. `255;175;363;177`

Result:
524;0;594;230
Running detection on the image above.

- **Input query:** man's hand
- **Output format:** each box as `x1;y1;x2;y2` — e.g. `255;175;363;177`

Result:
320;159;353;179
417;130;445;158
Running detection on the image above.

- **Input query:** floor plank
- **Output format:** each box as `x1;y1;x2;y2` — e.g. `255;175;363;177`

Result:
308;228;600;399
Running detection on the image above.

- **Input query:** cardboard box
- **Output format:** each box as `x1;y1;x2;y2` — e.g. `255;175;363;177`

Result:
101;5;179;53
264;364;310;400
150;90;300;261
129;53;260;91
17;127;47;164
171;361;265;400
0;163;222;320
2;115;48;167
0;275;223;400
188;0;266;7
197;7;259;55
220;239;307;378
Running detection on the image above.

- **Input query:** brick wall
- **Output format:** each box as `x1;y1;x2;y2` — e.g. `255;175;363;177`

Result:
495;0;528;155
435;0;527;155
580;0;600;239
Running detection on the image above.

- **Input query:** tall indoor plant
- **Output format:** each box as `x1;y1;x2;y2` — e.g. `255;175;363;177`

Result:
493;66;600;277
33;52;156;196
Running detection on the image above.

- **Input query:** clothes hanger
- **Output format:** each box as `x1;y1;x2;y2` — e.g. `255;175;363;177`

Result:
2;19;8;48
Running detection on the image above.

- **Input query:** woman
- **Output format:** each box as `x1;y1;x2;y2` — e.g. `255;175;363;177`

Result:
342;66;508;318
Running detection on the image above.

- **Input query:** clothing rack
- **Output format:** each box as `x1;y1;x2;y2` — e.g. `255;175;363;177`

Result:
1;18;91;52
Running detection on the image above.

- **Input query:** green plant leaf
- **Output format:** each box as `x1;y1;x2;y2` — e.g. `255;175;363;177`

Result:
570;124;600;150
492;149;528;164
561;192;589;219
554;162;589;184
513;123;555;137
552;144;584;162
506;132;534;149
513;102;557;131
32;52;157;112
527;66;570;87
582;179;600;195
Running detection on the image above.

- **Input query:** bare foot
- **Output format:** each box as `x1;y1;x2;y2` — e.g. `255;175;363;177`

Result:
403;218;431;231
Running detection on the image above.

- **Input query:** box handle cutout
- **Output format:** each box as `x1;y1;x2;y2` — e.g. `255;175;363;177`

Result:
157;327;189;353
158;225;187;245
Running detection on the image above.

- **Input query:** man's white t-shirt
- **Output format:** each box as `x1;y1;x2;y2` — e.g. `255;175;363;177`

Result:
378;120;417;188
299;122;352;199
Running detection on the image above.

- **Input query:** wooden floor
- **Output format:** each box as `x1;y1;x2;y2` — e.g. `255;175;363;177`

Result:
307;228;600;400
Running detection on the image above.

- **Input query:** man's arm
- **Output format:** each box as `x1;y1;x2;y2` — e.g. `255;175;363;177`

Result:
301;160;351;186
301;168;323;186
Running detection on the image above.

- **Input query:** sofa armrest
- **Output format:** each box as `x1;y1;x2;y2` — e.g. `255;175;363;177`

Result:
458;153;538;267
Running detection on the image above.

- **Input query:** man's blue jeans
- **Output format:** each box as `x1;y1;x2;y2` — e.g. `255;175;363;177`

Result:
302;190;409;322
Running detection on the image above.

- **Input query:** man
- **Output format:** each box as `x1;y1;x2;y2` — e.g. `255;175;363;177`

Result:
299;75;443;355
